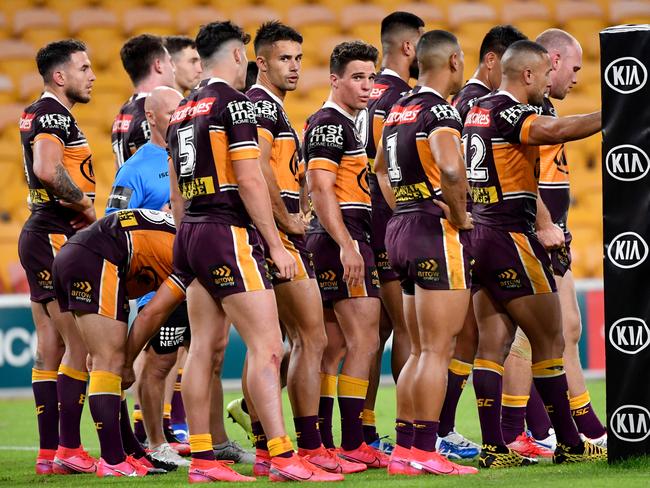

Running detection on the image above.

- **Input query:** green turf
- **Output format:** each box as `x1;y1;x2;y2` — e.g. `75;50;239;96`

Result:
0;379;648;486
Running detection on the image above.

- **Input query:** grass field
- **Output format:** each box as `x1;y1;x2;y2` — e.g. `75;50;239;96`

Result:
1;379;648;487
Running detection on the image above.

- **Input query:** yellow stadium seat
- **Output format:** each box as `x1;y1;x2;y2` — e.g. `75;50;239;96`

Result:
501;1;554;40
123;7;176;37
260;0;305;17
310;34;356;67
69;8;122;72
396;3;447;31
17;72;43;103
231;6;282;59
296;66;331;101
176;6;227;36
556;1;606;60
0;103;26;137
448;2;499;64
340;4;386;47
0;12;9;40
13;8;67;48
0;75;15;105
0;0;33;17
610;1;650;25
287;5;339;67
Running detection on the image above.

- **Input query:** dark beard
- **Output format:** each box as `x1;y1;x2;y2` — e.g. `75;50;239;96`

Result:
65;86;90;104
408;61;419;79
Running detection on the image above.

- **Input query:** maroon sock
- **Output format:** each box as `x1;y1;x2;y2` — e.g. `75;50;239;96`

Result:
294;415;322;450
501;394;528;445
133;403;147;443
338;397;365;451
32;372;59;449
163;415;172;432
532;361;581;447
318;396;335;449
89;394;125;465
395;419;413;449
120;399;146;457
438;365;471;437
526;385;553;440
363;425;378;444
473;360;505;446
56;369;87;448
412;420;439;452
252;421;267;452
171;372;186;425
572;401;606;439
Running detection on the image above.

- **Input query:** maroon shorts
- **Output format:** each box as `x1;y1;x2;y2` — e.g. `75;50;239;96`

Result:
371;206;399;283
263;230;315;286
174;222;272;300
550;233;572;277
52;242;130;322
18;229;71;303
305;232;380;304
471;224;557;302
385;213;472;295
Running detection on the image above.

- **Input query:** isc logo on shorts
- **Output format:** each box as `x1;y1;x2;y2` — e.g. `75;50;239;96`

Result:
604;57;648;95
608;317;650;355
610;405;650;442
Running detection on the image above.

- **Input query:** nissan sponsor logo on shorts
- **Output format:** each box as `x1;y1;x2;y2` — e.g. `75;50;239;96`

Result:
606;232;648;269
605;145;650;182
604;57;648;94
608;317;650;355
610;405;650;443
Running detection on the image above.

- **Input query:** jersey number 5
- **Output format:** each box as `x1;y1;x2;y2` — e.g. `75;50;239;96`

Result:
177;126;196;178
385;133;402;183
463;133;488;182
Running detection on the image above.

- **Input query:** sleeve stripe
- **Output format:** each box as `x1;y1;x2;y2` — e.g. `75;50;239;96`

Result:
520;113;539;145
308;157;339;173
164;275;186;299
230;148;261;161
34;132;64;147
229;141;259;149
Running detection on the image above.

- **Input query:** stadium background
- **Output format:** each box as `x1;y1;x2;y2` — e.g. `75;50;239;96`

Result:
0;0;649;387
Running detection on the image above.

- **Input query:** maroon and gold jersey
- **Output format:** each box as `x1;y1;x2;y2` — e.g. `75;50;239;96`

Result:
451;78;491;124
463;91;542;233
382;86;463;216
168;77;260;227
247;84;302;214
68;208;186;300
304;101;371;241
112;93;150;167
538;97;570;235
20;92;95;234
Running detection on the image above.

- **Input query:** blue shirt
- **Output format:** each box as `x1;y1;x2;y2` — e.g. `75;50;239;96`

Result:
106;142;170;308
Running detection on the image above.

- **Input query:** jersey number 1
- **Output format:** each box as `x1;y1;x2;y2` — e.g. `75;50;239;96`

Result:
385;133;402;183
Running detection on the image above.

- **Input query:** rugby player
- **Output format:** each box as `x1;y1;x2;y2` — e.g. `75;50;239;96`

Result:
375;30;477;476
19;39;97;475
106;86;191;467
51;209;187;477
435;25;528;461
165;36;203;94
112;34;175;168
246;21;362;475
362;11;424;453
500;29;608;455
464;39;607;467
304;40;388;469
168;21;340;482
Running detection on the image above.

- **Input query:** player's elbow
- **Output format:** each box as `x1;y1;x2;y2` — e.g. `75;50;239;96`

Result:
33;160;55;185
440;164;463;184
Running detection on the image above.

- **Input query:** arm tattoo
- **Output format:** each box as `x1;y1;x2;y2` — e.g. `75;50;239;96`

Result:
45;164;84;203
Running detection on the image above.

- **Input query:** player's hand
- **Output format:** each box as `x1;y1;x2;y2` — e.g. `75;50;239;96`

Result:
269;245;298;280
121;365;136;390
281;214;307;236
434;200;473;230
61;195;96;230
537;223;564;250
340;242;364;288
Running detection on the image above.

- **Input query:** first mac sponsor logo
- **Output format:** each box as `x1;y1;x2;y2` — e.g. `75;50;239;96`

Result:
605;57;648;94
608;317;650;355
610;405;650;443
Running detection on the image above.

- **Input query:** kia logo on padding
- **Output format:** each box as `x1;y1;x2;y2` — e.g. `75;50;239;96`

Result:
609;317;650;355
606;145;650;182
607;232;649;269
610;405;650;442
605;57;648;94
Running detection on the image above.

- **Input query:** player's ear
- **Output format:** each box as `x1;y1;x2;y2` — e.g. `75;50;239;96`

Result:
551;52;561;71
450;52;459;72
523;68;533;85
330;72;338;88
51;69;65;87
256;55;267;73
484;52;496;70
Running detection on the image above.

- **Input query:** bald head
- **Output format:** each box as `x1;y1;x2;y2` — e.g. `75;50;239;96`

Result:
145;86;183;144
416;30;464;93
536;29;583;100
501;40;551;105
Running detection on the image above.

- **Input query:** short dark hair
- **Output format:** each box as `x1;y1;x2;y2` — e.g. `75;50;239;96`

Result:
479;25;527;60
380;11;425;42
36;39;87;82
243;61;259;93
416;30;459;70
165;35;196;57
505;39;548;58
330;41;378;76
195;21;250;61
254;21;303;55
120;34;167;85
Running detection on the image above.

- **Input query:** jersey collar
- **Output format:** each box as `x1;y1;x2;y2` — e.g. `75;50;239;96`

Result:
250;83;284;107
467;78;490;90
41;91;71;114
323;100;356;122
380;68;402;80
496;89;523;104
416;85;445;99
207;77;230;87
